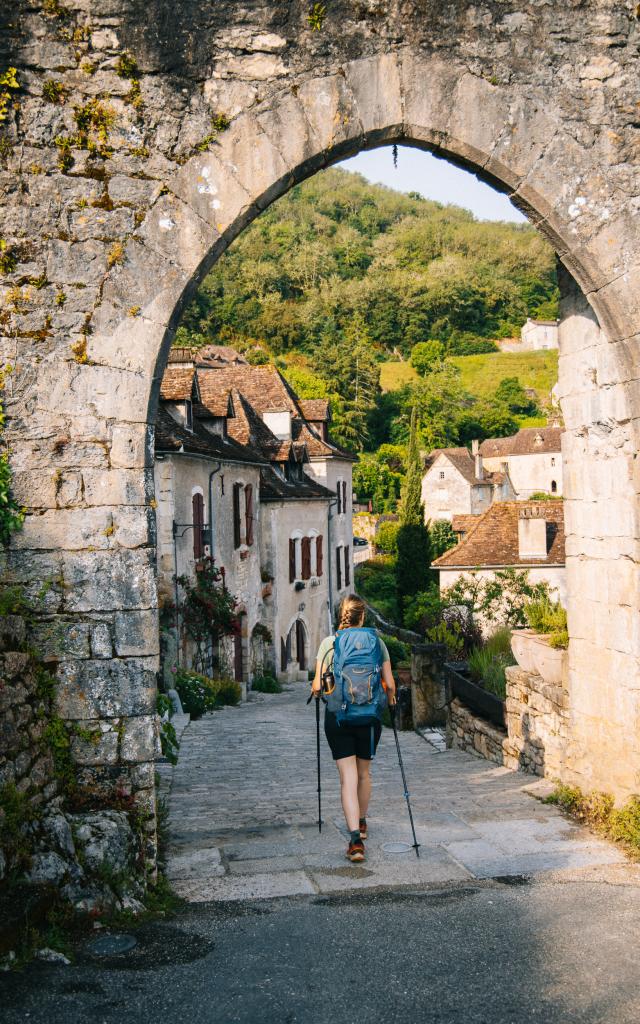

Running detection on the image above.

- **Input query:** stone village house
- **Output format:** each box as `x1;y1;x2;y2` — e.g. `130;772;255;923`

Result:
480;426;563;500
433;500;567;627
154;347;355;688
421;442;516;524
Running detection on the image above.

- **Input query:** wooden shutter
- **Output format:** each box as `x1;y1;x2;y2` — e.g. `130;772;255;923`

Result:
336;545;342;590
280;636;287;671
336;481;342;515
301;536;311;580
342;480;347;514
296;619;306;670
316;535;323;577
244;484;254;546
232;483;242;549
344;545;351;587
192;492;204;559
289;538;296;583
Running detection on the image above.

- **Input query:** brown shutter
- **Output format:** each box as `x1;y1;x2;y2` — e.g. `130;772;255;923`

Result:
296;619;306;670
244;484;254;546
281;636;287;671
336;482;342;515
336;545;342;590
316;535;323;577
289;538;296;583
192;492;204;559
344;545;351;587
232;483;242;548
301;536;311;580
342;480;347;514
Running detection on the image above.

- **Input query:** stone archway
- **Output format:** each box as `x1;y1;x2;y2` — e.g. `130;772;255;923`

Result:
2;7;639;824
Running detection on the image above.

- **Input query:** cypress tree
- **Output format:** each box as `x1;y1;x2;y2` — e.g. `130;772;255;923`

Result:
395;407;432;612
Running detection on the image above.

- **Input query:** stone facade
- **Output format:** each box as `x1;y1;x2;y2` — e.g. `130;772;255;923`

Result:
1;0;639;825
447;698;507;765
421;448;515;523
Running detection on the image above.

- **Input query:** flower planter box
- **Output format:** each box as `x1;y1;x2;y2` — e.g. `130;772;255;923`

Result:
445;663;505;729
511;629;567;686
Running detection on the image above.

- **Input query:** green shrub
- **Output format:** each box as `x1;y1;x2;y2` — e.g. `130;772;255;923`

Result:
251;674;282;694
355;556;399;623
157;693;179;765
467;626;515;699
375;520;400;554
524;597;568;649
545;785;640;853
379;633;409;669
403;587;443;632
174;669;241;718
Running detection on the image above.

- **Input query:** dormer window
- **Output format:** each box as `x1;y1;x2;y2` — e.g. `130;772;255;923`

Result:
184;399;193;432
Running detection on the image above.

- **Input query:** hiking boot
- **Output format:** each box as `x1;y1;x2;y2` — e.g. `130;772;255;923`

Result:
347;838;365;863
359;818;368;840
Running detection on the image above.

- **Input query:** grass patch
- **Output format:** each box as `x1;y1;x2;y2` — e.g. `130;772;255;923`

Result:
449;350;558;405
545;784;640;857
379;360;418;392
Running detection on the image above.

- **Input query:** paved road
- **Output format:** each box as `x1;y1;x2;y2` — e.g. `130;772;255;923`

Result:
163;684;626;901
4;685;640;1023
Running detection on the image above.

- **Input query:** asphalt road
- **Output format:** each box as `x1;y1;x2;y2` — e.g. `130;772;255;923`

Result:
3;877;640;1024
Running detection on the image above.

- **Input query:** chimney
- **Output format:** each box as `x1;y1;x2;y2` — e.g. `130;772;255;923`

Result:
471;439;483;480
518;507;548;560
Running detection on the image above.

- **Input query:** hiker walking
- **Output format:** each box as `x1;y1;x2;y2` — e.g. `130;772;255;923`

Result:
311;594;396;863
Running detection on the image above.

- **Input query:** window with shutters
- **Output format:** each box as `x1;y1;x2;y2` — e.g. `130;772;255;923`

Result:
336;479;342;515
289;537;296;583
336;545;342;590
342;480;347;514
232;483;242;549
280;636;287;671
316;535;323;577
192;492;204;559
244;484;254;546
301;536;311;580
344;545;351;587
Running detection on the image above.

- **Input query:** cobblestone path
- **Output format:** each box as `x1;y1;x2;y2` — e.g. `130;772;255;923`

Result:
165;685;626;902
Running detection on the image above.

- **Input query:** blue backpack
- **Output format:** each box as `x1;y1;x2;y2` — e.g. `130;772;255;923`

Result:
326;627;387;727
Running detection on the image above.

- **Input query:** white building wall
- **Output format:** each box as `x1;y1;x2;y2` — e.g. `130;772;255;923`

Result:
306;457;354;615
260;498;331;681
520;319;559;350
421;455;473;523
438;565;567;631
481;452;563;498
153;454;266;684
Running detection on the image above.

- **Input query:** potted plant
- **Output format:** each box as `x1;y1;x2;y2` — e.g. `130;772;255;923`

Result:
511;598;568;685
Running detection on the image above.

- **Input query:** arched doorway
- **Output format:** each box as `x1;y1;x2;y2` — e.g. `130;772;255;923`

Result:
3;22;639;818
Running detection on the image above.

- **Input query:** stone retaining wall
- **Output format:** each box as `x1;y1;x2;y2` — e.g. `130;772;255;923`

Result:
447;698;507;766
446;665;570;780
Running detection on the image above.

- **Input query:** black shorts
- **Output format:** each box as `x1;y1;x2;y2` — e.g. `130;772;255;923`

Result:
324;710;382;761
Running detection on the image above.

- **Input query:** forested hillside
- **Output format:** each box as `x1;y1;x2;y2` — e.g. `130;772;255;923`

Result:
175;167;560;495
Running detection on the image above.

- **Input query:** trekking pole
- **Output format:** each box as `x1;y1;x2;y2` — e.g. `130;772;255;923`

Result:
306;689;323;833
390;703;420;858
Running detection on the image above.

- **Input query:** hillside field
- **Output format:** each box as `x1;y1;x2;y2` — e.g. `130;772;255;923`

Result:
381;349;558;406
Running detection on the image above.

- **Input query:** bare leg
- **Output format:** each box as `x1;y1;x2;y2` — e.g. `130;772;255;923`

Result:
336;756;360;832
356;758;372;819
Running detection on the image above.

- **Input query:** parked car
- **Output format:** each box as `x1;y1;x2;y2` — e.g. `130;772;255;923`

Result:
353;536;368;547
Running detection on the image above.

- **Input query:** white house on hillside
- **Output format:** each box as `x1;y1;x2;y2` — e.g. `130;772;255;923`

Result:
433;500;567;623
520;318;559;350
421;443;515;524
480;427;563;498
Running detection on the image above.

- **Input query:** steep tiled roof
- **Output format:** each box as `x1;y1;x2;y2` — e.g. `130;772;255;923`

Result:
154;406;267;465
451;514;479;535
194;345;249;367
259;467;335;503
433;501;565;569
480;427;562;458
196;378;234;417
299;399;330;421
159;366;196;401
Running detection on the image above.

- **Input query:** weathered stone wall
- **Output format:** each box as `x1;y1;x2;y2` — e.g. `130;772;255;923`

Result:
411;642;448;728
1;0;639;820
503;664;570;777
447;698;507;765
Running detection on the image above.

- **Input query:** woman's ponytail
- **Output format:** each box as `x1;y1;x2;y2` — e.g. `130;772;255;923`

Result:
338;594;366;630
